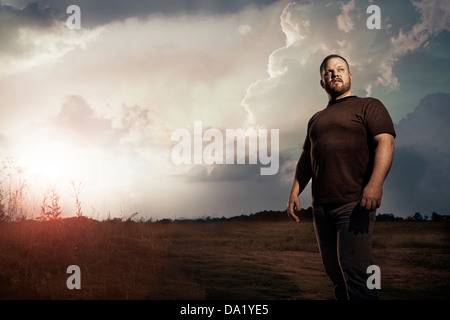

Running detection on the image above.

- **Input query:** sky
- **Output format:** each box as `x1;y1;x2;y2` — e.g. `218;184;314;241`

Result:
0;0;449;220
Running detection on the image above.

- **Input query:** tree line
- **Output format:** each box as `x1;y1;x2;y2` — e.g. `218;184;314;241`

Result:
376;212;449;222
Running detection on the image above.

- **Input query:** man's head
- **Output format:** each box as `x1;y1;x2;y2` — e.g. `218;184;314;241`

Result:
320;54;352;100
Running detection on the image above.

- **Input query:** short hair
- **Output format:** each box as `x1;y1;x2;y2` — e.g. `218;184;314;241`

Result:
319;54;350;75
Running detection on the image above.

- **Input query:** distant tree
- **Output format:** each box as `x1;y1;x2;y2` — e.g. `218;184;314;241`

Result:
158;218;173;224
431;212;441;221
376;213;404;222
376;213;395;221
413;212;424;221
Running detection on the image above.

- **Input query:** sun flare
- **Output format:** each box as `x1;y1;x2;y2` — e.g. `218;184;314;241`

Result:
25;144;68;182
18;141;78;184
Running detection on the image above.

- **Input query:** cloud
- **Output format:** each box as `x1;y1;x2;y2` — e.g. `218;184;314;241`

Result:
178;149;290;184
391;0;450;56
337;0;356;33
116;104;172;160
395;93;450;148
167;150;305;217
0;3;54;57
11;94;170;166
7;0;280;27
380;0;450;91
0;3;104;77
0;2;285;133
238;24;252;35
383;93;450;216
240;2;322;136
44;96;172;161
181;164;261;183
47;96;121;150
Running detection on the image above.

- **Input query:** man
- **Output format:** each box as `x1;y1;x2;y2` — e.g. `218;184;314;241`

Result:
287;54;395;300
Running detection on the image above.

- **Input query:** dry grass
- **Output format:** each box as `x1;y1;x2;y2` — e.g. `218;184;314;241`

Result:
0;217;172;299
0;217;449;300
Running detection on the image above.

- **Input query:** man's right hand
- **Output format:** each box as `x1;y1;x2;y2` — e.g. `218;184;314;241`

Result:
287;193;300;222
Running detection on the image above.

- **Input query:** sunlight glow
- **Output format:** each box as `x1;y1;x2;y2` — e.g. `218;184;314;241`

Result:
20;141;76;184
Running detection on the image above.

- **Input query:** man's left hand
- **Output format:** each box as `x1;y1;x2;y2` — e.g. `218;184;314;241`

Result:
360;184;382;210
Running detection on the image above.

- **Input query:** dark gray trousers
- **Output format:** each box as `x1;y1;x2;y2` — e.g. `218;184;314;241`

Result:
312;201;379;300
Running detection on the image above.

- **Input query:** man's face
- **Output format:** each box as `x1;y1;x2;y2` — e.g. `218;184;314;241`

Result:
320;57;352;98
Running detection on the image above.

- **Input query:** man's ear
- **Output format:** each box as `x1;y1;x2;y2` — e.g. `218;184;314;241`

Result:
349;73;353;83
320;79;324;88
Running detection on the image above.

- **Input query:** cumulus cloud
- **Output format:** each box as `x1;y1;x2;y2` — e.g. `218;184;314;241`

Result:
391;0;450;56
337;0;356;33
49;96;119;148
240;2;321;137
43;96;172;162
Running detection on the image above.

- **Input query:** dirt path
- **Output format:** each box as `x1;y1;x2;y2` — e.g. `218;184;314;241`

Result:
244;248;450;299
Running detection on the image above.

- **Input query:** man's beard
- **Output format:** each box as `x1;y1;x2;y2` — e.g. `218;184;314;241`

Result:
325;80;351;97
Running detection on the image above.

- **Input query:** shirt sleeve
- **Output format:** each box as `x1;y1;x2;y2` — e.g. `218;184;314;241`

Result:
303;119;312;151
364;99;396;139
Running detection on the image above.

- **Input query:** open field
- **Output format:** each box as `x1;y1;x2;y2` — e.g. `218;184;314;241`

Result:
0;216;449;300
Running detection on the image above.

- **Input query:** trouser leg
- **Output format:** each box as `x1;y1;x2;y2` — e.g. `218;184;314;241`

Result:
336;202;379;300
312;205;348;300
313;202;379;300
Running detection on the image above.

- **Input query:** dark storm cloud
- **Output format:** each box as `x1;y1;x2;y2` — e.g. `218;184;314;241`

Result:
177;150;292;183
7;0;280;27
0;2;60;56
394;93;450;148
173;152;296;216
383;92;450;216
182;163;263;183
0;2;58;22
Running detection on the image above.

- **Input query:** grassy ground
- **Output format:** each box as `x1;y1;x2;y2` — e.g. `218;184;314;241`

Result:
0;216;449;300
